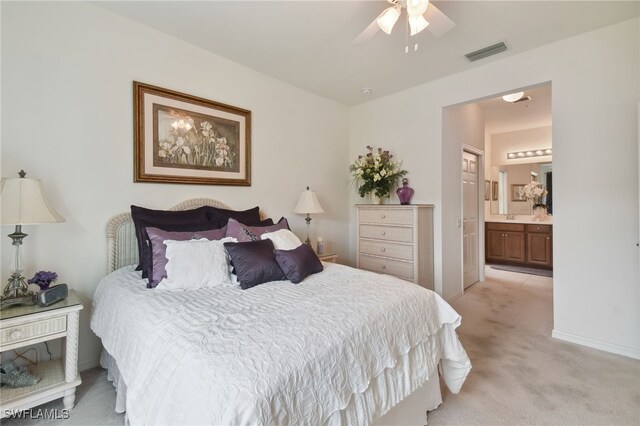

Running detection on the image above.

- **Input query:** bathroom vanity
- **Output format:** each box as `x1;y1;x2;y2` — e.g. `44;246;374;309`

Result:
485;218;553;269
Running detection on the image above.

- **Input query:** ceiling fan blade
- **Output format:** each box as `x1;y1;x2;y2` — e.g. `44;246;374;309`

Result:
352;17;381;45
424;3;455;38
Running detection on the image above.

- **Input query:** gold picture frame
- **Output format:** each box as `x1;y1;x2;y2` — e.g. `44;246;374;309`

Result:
134;82;251;186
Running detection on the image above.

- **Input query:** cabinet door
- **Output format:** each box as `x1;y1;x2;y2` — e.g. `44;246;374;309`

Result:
527;232;552;266
504;232;526;262
486;230;505;260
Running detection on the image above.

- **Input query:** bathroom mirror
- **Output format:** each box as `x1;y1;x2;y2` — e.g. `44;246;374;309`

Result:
489;162;552;215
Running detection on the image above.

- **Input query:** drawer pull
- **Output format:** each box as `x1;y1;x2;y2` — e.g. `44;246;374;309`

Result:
381;231;386;236
381;265;386;270
381;214;386;219
10;330;24;340
381;248;386;252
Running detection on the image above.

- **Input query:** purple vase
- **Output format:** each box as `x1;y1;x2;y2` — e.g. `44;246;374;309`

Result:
396;178;414;205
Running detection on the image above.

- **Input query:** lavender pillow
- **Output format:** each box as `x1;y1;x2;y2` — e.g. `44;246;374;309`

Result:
206;206;262;228
225;217;290;242
275;244;323;284
146;226;227;288
223;239;286;290
131;205;210;272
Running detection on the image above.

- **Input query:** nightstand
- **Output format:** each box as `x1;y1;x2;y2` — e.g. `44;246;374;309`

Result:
318;253;338;263
0;290;83;416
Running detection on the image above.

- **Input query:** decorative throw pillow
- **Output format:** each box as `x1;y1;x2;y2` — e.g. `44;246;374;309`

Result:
260;229;303;251
130;205;210;272
275;244;324;284
138;221;223;279
206;206;262;228
225;217;290;243
145;226;228;288
155;237;237;291
223;239;286;290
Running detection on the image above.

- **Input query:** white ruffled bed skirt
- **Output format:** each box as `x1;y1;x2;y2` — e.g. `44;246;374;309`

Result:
100;349;442;425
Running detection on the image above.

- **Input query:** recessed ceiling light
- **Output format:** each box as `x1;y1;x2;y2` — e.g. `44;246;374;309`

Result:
361;88;372;95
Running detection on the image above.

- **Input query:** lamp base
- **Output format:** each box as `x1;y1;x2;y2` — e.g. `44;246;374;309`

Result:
1;225;37;308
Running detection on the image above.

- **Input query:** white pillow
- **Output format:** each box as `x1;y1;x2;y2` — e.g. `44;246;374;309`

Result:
260;229;303;250
156;237;237;291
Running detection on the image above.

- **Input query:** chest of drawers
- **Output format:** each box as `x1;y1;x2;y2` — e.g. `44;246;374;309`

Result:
356;204;434;290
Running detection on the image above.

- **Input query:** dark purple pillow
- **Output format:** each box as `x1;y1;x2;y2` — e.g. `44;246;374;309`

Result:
206;206;261;228
275;244;324;284
131;205;210;272
225;217;290;242
223;239;285;290
145;226;228;288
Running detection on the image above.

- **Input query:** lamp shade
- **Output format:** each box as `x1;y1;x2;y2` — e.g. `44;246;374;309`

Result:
376;6;401;35
1;175;65;225
293;187;324;215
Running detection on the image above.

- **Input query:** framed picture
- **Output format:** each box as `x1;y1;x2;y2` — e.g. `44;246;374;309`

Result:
484;180;490;201
511;184;527;202
134;82;251;186
492;181;498;201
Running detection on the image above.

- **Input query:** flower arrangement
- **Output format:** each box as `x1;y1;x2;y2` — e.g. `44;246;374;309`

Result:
349;146;407;199
521;181;548;208
28;271;58;291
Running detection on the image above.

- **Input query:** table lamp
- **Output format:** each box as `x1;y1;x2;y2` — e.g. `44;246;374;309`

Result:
293;186;324;246
0;170;65;304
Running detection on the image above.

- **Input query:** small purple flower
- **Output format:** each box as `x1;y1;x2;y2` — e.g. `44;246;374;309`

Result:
28;270;58;290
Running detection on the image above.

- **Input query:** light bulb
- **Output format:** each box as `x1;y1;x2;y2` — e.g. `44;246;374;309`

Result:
502;92;525;102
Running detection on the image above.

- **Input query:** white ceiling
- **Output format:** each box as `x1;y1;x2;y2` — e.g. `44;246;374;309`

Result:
97;1;639;106
478;84;552;135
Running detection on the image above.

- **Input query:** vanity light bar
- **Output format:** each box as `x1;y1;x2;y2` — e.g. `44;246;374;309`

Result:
506;148;552;160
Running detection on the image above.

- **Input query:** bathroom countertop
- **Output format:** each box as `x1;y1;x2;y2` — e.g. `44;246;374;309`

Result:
485;215;553;225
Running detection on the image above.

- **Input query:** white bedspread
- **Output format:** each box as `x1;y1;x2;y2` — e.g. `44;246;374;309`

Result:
90;263;471;425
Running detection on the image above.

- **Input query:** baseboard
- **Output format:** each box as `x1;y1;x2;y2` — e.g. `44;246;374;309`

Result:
552;330;640;360
79;356;101;372
446;289;464;304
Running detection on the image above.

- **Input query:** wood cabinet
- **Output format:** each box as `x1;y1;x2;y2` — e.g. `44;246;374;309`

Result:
356;204;434;290
486;222;552;269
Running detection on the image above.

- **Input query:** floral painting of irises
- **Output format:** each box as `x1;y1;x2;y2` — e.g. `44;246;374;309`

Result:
154;105;240;172
134;82;251;186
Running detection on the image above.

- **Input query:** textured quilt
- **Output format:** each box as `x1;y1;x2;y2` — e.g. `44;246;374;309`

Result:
90;263;471;425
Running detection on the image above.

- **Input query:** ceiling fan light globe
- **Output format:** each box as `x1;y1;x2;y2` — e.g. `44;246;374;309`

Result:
409;15;430;36
407;0;429;17
376;6;401;34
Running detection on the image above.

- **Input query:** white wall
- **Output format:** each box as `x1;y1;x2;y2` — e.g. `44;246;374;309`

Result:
490;126;552;166
351;18;640;358
1;2;350;370
441;103;485;300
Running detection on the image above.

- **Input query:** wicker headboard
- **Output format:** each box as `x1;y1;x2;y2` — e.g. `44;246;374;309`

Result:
106;198;232;273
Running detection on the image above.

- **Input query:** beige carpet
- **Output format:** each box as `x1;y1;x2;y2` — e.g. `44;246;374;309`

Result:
4;267;639;425
429;267;640;425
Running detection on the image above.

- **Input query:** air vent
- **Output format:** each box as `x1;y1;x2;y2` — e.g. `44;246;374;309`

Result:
464;42;507;62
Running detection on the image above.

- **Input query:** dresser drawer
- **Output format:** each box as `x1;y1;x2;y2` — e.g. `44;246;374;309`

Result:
526;224;552;234
1;316;67;346
359;255;414;281
358;208;413;225
359;224;413;243
359;239;413;261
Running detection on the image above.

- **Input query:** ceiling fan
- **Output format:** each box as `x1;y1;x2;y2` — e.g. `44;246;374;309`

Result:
353;0;456;51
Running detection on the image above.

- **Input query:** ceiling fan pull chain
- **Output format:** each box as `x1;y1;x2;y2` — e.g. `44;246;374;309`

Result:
415;43;419;52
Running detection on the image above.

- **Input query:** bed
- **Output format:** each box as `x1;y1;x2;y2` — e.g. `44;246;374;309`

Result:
90;199;471;425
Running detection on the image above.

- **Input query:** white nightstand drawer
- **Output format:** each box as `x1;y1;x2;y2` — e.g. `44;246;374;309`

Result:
359;239;413;261
1;316;67;346
359;255;414;281
359;224;413;243
358;208;413;225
